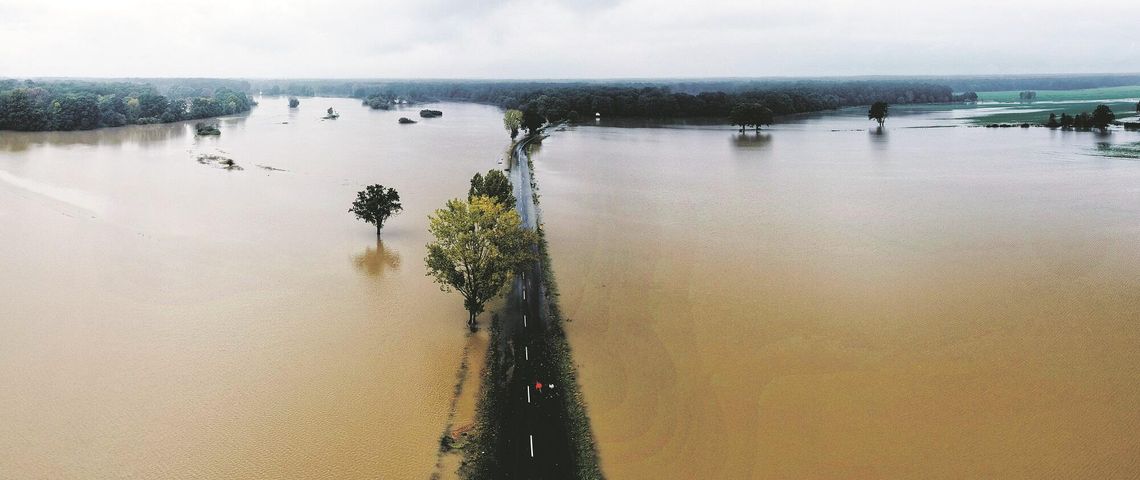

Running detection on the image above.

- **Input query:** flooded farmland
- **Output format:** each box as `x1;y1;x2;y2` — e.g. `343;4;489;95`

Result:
532;110;1140;479
0;99;506;479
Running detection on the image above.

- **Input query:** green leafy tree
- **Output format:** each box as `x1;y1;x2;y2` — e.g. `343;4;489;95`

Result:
468;169;515;210
1090;104;1115;131
425;196;538;328
503;109;523;139
1045;113;1060;128
868;101;889;127
728;103;774;132
350;184;403;235
288;97;300;108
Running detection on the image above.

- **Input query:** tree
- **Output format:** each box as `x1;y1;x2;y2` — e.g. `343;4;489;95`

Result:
1074;112;1092;130
1059;113;1074;129
728;103;773;132
1045;113;1060;128
349;185;403;235
503;109;523;138
288;97;300;108
868;101;889;127
1090;104;1115;131
469;169;515;210
522;107;544;135
425;196;538;328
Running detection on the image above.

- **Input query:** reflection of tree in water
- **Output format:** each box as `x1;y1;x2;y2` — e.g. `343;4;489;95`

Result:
353;240;402;277
868;126;888;149
524;138;543;158
732;132;772;149
0;122;189;152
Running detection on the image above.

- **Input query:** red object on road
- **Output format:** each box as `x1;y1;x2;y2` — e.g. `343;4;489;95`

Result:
535;381;543;391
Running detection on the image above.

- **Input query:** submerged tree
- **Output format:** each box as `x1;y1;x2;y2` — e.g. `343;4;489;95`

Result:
1059;113;1074;129
1045;113;1060;129
503;109;523;139
868;101;889;127
425;196;538;328
350;184;403;235
288;97;300;108
728;103;774;132
469;169;515;210
1091;104;1115;131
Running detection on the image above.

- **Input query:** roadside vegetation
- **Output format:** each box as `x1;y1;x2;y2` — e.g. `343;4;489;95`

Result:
425;195;537;329
0;79;254;131
503;109;523;139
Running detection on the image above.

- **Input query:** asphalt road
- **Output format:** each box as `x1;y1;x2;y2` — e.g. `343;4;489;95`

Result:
500;134;577;479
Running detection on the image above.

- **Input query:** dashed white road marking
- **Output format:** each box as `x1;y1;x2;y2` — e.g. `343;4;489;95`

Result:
530;435;535;458
523;314;527;328
527;386;531;403
525;346;529;360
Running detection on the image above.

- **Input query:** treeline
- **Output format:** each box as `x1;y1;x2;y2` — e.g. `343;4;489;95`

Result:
931;74;1140;92
257;80;957;120
490;82;959;120
0;79;255;131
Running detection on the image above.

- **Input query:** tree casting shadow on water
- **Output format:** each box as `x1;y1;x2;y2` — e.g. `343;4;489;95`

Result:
352;239;402;277
732;132;772;149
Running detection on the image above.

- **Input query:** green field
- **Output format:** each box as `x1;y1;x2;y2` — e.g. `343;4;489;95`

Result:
887;86;1140;125
977;85;1140;103
968;100;1140;125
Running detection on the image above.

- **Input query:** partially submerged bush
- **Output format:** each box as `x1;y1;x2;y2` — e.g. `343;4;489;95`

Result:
195;122;220;135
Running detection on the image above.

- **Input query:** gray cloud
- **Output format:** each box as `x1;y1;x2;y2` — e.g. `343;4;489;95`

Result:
0;0;1137;78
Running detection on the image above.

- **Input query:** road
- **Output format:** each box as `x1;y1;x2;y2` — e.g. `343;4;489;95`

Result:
499;134;577;479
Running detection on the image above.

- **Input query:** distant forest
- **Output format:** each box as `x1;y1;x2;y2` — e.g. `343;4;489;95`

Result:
5;74;1139;131
0;79;255;131
253;79;964;119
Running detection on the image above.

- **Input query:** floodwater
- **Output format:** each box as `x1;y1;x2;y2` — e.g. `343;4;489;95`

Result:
0;99;509;478
533;112;1140;478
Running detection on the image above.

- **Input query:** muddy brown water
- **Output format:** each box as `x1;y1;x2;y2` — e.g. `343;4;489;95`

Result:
0;99;508;479
533;113;1140;479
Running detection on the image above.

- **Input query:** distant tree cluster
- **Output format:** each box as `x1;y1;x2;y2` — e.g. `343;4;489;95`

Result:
0;79;255;131
1018;91;1038;102
492;82;955;124
935;74;1140;92
253;79;957;124
729;103;774;132
1044;104;1116;131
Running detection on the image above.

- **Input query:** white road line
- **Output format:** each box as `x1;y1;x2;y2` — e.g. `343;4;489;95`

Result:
523;314;527;327
523;288;526;300
529;435;535;458
525;346;529;360
527;386;531;403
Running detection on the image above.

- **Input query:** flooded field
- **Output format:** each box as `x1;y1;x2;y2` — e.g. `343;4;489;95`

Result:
0;99;506;478
533;112;1140;478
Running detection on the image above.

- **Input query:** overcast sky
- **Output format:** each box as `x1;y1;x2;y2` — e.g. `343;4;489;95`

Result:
1;0;1137;79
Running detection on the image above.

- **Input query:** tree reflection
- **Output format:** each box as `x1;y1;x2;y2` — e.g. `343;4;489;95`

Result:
868;126;888;149
732;132;771;149
353;240;402;277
